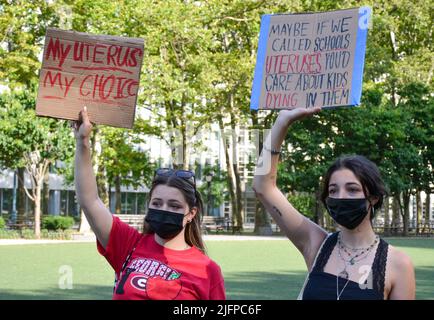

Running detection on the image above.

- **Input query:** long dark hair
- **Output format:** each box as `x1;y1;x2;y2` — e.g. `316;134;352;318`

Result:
143;174;207;254
320;155;387;219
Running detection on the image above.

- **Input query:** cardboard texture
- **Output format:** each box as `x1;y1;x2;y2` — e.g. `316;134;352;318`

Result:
36;28;144;128
251;7;371;110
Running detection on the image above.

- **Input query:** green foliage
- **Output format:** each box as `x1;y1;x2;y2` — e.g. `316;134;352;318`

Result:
197;162;229;210
99;127;155;189
0;89;75;170
277;0;433;204
0;0;61;88
0;229;21;239
41;229;73;240
0;217;5;229
0;228;73;240
41;216;75;231
287;193;315;220
0;0;432;233
20;228;36;240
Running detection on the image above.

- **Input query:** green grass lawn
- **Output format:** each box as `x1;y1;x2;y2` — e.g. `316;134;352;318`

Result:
0;237;433;300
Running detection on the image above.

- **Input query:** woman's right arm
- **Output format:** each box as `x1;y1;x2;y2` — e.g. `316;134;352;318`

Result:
74;107;112;249
252;107;328;271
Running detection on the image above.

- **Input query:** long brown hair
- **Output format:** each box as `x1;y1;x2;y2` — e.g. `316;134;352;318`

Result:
143;173;207;254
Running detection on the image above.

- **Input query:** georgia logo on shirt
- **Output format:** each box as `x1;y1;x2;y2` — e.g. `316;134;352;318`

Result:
119;258;183;299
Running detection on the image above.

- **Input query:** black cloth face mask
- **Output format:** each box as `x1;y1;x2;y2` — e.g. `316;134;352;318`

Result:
145;208;187;239
325;197;370;230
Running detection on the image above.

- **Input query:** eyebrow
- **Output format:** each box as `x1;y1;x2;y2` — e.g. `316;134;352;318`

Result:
329;182;362;187
151;198;183;204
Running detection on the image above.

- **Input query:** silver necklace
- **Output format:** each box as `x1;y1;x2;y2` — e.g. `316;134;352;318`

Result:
336;272;350;300
335;233;379;300
338;234;379;266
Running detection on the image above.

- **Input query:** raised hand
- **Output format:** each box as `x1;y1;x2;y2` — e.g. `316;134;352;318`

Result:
73;106;93;140
277;107;322;125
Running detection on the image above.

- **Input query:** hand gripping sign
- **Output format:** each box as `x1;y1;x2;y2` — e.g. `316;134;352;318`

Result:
250;7;371;111
36;28;144;129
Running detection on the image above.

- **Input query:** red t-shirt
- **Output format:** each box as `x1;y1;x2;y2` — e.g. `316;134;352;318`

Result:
97;215;226;300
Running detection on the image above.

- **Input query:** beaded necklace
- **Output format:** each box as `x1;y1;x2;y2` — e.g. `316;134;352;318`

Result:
335;232;379;300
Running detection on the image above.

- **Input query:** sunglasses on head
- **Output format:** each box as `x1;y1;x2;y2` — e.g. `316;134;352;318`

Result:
154;168;196;188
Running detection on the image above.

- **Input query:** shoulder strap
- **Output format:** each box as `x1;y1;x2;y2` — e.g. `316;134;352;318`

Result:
311;232;339;273
297;232;333;300
371;238;389;298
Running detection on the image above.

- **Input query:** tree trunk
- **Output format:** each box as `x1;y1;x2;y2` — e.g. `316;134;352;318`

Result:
251;113;272;235
218;117;238;228
17;167;26;224
91;127;109;207
230;111;243;230
169;131;178;169
254;200;272;235
391;195;401;235
42;168;50;215
314;190;324;228
423;190;431;232
389;31;399;107
182;124;188;170
402;191;410;236
416;191;422;235
383;196;390;236
96;162;109;207
34;182;42;239
115;174;122;215
180;98;188;170
165;100;182;169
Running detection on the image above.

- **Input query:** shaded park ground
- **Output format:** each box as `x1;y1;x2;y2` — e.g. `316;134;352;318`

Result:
0;237;433;300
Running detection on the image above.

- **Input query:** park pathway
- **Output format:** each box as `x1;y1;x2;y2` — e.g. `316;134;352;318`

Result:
0;233;287;245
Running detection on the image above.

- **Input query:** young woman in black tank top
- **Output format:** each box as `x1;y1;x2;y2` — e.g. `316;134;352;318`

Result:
253;107;415;300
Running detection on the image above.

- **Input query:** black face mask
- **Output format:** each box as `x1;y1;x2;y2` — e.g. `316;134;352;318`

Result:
325;197;370;230
145;208;187;239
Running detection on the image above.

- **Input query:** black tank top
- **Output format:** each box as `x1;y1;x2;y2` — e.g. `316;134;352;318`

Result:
301;232;389;300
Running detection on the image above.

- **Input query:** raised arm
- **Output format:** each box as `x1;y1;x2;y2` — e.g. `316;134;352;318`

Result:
74;107;112;249
252;107;328;271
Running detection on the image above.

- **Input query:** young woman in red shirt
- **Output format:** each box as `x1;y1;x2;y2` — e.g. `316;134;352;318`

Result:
73;107;225;300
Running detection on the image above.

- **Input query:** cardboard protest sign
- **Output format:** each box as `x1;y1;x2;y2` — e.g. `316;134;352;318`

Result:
250;7;371;110
36;28;144;128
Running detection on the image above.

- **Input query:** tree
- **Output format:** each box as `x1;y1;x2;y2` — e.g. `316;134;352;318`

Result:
197;162;228;218
99;127;155;214
364;0;433;235
0;0;60;88
0;90;74;238
0;0;62;227
205;0;273;231
132;0;218;169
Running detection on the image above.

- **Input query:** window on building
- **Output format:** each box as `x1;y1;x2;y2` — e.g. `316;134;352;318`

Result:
60;190;79;217
136;193;147;215
48;190;60;215
131;193;138;215
60;190;68;215
121;192;134;214
224;200;231;219
244;196;256;224
24;189;34;216
1;189;12;215
69;191;79;216
431;200;434;220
